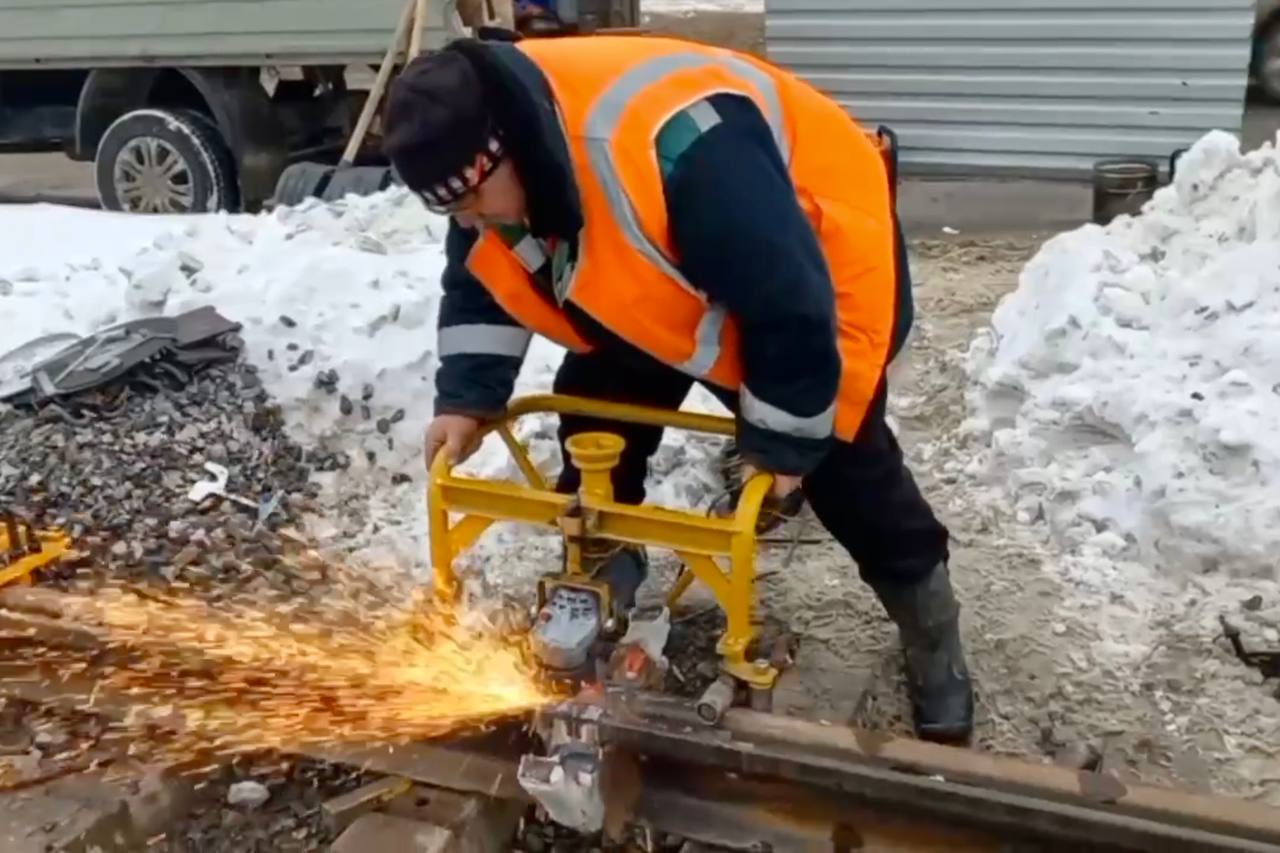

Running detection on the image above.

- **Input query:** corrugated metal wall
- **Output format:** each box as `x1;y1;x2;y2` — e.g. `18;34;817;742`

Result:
765;0;1257;177
0;0;446;68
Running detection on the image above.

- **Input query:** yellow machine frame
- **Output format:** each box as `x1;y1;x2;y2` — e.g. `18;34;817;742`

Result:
0;516;72;588
428;393;779;689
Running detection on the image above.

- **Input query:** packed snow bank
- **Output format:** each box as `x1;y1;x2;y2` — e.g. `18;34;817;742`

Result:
0;191;727;585
965;131;1280;579
0;204;186;275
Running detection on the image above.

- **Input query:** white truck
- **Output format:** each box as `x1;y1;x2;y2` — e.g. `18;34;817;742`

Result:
0;0;635;214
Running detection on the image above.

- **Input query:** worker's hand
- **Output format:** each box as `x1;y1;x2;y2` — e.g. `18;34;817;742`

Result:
740;463;804;501
424;414;483;469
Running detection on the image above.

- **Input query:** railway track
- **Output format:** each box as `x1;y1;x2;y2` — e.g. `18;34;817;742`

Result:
3;586;1280;852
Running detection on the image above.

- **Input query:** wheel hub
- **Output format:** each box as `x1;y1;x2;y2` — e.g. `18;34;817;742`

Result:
113;136;195;213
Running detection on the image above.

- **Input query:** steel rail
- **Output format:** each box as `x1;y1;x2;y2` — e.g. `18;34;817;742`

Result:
540;691;1280;853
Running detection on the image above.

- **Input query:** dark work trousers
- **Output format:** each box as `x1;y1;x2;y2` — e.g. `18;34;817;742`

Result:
552;349;950;587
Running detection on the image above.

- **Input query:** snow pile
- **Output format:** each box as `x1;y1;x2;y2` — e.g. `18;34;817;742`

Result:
0;190;727;587
965;131;1280;579
4;192;469;481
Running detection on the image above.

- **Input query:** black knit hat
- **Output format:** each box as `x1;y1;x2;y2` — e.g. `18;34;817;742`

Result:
383;49;505;207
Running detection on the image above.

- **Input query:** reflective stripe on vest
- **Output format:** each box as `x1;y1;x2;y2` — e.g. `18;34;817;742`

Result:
511;234;548;273
505;229;577;305
576;52;791;380
464;230;593;354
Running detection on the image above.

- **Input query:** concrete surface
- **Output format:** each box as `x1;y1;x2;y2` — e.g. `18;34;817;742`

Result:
896;178;1091;237
0;153;93;207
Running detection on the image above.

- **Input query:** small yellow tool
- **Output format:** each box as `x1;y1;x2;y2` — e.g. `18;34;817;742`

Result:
428;393;779;691
0;511;72;589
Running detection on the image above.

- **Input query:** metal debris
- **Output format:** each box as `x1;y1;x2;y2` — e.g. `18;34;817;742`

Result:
227;780;271;809
0;362;314;589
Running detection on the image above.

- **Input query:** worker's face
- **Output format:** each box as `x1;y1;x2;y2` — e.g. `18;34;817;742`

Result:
439;160;527;230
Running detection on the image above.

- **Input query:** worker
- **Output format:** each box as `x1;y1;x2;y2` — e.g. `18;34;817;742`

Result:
383;33;974;743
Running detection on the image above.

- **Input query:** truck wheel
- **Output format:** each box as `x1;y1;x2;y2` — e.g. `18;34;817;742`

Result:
95;108;240;214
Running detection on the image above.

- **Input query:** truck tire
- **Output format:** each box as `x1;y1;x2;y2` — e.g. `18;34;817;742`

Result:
95;108;239;214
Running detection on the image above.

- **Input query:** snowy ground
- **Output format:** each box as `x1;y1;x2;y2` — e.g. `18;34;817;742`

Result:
948;132;1280;801
3;130;1280;806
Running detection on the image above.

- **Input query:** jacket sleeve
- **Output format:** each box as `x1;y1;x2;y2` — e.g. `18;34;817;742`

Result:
434;220;531;419
664;96;841;476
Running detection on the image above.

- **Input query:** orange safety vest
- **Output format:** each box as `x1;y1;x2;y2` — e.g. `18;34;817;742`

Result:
465;35;897;442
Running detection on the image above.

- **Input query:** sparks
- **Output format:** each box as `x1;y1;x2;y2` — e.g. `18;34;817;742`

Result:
24;570;556;761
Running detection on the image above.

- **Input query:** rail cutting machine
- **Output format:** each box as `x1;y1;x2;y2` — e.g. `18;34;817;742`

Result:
427;393;789;830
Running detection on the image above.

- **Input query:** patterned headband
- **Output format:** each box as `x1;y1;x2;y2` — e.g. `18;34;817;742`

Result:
416;136;505;208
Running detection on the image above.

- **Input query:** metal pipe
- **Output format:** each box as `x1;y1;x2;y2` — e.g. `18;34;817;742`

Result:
694;676;735;725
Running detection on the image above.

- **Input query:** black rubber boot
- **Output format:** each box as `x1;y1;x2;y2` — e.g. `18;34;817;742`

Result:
871;564;974;743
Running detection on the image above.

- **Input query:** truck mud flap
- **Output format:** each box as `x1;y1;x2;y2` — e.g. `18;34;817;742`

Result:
271;163;397;208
